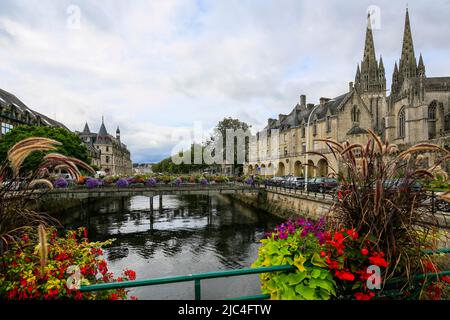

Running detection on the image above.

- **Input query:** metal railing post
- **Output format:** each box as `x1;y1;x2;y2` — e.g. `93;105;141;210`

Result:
194;279;201;300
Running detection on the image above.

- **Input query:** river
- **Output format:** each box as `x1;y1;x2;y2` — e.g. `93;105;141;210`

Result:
55;194;282;300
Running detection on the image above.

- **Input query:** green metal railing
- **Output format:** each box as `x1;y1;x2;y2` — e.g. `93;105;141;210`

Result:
80;264;295;300
79;248;450;300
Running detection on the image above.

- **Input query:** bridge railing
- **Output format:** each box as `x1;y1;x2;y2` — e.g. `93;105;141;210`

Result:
79;248;450;300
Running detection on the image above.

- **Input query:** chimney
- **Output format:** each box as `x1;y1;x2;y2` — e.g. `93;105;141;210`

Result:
319;97;331;106
349;82;353;92
300;94;306;107
307;103;314;109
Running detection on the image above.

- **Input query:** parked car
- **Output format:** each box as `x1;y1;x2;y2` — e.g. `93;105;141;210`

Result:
383;179;422;193
268;176;288;186
284;176;305;189
306;177;339;193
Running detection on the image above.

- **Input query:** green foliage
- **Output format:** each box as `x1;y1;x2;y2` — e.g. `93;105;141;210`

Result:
0;227;137;300
0;125;91;174
252;230;336;300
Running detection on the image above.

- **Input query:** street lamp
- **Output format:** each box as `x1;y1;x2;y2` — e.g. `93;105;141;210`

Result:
304;104;322;192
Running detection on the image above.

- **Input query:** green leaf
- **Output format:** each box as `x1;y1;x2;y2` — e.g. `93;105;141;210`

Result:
287;272;307;285
293;254;307;272
295;285;316;300
311;269;321;278
311;253;328;267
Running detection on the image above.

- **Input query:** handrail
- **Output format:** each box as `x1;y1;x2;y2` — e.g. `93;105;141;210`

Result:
79;248;449;300
79;264;296;300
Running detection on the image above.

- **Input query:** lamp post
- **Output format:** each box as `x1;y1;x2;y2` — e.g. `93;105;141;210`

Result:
304;104;322;192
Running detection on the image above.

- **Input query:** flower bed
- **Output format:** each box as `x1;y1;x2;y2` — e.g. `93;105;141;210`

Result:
253;218;450;300
0;227;137;300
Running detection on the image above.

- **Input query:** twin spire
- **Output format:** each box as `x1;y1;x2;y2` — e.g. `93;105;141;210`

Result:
356;8;425;95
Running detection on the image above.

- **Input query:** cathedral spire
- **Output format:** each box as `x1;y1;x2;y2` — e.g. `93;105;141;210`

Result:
355;12;384;93
362;13;377;68
399;7;417;79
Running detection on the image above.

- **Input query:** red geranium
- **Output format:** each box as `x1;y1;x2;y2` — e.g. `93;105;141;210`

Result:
335;270;355;281
369;252;388;267
354;291;375;300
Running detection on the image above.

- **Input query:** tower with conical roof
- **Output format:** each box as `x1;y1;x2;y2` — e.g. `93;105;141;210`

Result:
83;122;91;134
116;125;121;141
98;116;108;136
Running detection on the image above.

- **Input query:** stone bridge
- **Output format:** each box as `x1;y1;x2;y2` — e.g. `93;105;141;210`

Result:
36;183;260;200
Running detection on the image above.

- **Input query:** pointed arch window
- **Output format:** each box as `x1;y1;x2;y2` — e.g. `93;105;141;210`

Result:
398;107;406;138
428;103;437;139
351;106;360;124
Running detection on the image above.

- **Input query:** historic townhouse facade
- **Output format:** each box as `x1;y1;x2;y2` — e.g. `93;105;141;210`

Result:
0;88;67;137
245;9;450;177
77;119;132;176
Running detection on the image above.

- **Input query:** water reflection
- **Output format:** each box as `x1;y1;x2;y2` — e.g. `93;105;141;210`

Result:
54;194;281;299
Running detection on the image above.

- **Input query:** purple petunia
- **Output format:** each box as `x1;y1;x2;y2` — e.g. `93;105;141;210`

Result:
245;178;254;185
54;177;68;188
116;178;129;188
86;177;100;189
200;178;209;186
146;178;157;187
267;217;327;242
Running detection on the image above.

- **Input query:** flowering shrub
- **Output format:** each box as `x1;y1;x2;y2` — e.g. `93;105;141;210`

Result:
0;227;137;300
116;178;129;188
145;178;157;187
253;218;392;300
245;177;254;185
253;219;336;300
200;178;209;186
53;177;68;189
85;177;100;189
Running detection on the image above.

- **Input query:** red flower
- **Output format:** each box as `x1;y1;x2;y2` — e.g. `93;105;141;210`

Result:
130;296;138;300
346;229;358;239
21;234;29;242
354;291;375;300
335;270;355;281
110;293;119;300
326;257;340;270
369;253;388;267
74;291;83;300
361;248;369;256
442;276;450;284
83;228;88;239
124;269;136;281
320;251;326;258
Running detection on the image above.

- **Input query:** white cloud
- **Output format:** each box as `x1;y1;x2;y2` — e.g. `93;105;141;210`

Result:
0;0;449;162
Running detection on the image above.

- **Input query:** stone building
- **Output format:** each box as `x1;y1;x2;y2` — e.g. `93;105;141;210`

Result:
0;88;68;137
245;9;450;177
77;118;132;176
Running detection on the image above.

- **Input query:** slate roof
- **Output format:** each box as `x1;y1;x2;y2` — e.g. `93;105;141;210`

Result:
264;92;351;131
0;88;68;129
425;77;450;91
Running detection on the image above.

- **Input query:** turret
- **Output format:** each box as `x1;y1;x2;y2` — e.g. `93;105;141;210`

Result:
116;126;121;141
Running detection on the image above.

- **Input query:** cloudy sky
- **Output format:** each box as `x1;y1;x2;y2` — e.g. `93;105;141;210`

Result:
1;0;449;163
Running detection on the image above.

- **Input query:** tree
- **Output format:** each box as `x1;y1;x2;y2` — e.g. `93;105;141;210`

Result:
208;117;251;175
0;125;91;175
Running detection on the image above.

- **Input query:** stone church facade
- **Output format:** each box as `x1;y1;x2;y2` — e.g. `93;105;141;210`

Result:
77;118;132;176
245;9;450;177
